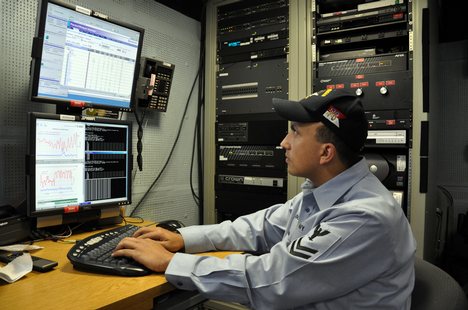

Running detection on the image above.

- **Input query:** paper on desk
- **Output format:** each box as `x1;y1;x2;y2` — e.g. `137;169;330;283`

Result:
0;244;43;252
0;252;33;283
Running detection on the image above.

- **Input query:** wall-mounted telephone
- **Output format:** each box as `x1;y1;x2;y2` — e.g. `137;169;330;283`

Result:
138;57;175;112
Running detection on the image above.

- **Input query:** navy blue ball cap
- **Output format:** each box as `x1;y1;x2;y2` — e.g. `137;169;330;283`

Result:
272;89;368;152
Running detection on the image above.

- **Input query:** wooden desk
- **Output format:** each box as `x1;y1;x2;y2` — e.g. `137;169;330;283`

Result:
0;221;235;310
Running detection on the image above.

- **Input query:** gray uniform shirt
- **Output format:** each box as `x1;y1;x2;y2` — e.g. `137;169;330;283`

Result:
166;158;416;309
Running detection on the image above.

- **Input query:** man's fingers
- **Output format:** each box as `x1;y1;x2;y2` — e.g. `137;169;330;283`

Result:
133;227;152;237
133;226;163;238
114;237;138;251
136;232;156;239
112;248;134;258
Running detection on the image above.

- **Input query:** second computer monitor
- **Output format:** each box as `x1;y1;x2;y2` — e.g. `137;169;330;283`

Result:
26;112;132;228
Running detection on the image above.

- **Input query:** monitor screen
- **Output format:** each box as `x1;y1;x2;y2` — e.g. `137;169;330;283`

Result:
26;112;132;226
30;0;144;111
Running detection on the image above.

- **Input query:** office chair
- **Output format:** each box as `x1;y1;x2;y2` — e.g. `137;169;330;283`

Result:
411;256;468;310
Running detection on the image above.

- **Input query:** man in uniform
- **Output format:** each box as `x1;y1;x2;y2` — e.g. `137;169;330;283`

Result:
114;88;416;309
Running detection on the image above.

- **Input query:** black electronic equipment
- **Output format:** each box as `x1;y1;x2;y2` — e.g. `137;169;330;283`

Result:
312;0;412;216
365;110;412;130
137;58;175;112
0;205;31;246
26;112;132;229
316;53;409;77
215;0;290;223
316;3;407;34
218;27;288;64
364;151;407;190
29;0;144;112
217;118;287;144
314;70;413;111
217;0;289;64
0;205;16;219
0;252;58;272
217;145;286;171
318;29;408;49
216;189;286;222
363;150;408;213
67;224;150;276
217;0;288;35
216;58;288;115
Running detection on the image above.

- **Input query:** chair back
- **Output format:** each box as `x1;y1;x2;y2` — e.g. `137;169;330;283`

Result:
411;256;468;310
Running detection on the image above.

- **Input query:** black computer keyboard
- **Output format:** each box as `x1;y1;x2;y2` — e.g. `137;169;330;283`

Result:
67;224;151;276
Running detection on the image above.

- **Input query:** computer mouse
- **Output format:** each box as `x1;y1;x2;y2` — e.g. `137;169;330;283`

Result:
156;219;185;232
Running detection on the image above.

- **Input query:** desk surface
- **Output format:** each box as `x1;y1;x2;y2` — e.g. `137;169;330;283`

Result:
0;220;234;310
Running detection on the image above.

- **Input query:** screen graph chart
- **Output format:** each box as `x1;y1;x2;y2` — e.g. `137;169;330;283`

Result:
35;119;86;210
36;163;85;210
33;116;130;212
36;119;85;160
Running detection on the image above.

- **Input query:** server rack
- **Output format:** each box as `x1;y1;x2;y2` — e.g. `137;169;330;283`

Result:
312;0;413;214
215;0;289;221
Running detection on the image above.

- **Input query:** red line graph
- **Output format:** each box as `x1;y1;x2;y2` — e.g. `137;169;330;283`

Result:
38;132;82;157
39;169;74;189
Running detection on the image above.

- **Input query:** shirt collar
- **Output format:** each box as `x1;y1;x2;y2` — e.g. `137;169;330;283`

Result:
301;158;369;211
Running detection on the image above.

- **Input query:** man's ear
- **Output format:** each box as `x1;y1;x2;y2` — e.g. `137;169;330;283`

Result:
319;143;336;164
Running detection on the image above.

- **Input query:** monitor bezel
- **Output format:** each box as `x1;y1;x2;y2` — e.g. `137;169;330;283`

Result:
29;0;145;112
26;112;133;218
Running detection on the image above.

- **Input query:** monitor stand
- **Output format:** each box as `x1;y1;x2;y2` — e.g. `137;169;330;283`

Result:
56;105;83;116
36;206;122;232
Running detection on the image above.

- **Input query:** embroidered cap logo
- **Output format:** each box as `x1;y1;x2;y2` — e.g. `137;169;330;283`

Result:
323;105;346;128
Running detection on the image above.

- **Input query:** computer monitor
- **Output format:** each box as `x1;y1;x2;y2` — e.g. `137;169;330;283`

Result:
26;112;132;229
29;0;145;112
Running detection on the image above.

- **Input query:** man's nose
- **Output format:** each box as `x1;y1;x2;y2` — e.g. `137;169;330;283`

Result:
280;135;289;149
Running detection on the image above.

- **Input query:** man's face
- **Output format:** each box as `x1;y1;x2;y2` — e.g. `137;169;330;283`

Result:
280;122;325;180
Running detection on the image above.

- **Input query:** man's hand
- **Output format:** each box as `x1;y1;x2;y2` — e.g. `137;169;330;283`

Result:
112;237;174;272
133;226;185;252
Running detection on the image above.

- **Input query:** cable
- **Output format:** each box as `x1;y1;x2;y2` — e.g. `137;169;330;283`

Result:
30;225;73;243
129;2;207;220
123;216;145;224
133;108;147;172
190;123;200;204
194;1;207;224
187;0;206;221
129;65;201;217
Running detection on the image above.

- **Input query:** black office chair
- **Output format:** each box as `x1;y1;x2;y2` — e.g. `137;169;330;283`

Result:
411;256;468;310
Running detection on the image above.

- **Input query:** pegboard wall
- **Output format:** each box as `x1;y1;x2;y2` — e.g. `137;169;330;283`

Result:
0;0;202;226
